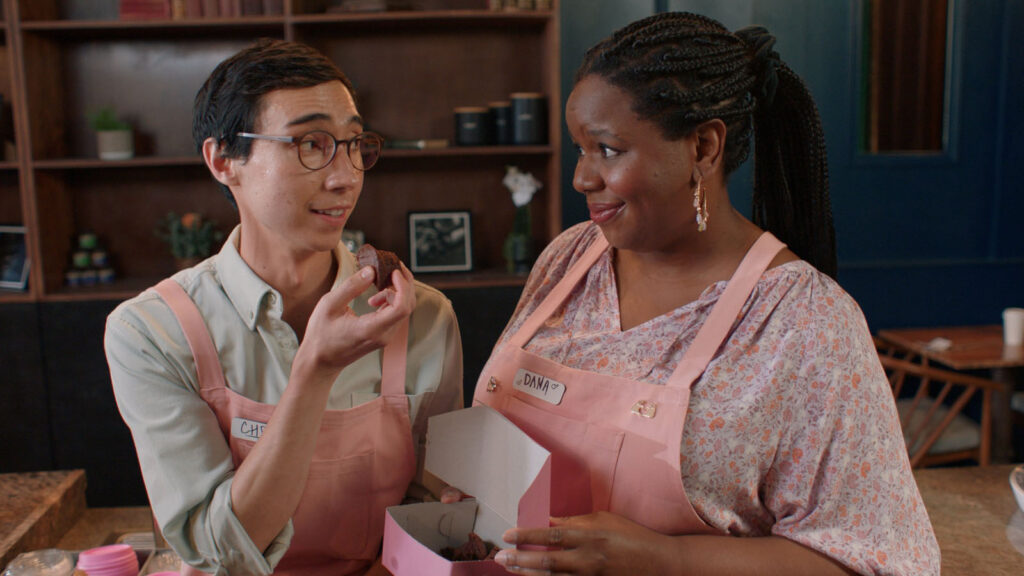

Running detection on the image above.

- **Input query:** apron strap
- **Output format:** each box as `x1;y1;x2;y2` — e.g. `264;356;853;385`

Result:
154;279;410;398
380;319;409;398
667;232;786;389
508;233;610;349
152;278;227;392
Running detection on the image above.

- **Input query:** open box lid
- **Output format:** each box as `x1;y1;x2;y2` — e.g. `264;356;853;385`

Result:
424;404;552;543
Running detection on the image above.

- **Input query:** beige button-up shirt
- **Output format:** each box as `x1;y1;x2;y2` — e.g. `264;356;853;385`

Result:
105;227;463;574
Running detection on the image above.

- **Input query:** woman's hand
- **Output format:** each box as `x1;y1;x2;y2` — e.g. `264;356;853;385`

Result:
493;512;856;576
493;511;678;575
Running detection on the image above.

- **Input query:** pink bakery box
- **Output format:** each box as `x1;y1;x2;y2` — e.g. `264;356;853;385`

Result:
382;404;552;576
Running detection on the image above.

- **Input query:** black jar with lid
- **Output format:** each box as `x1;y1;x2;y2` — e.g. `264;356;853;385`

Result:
510;92;546;145
454;106;491;146
489;101;513;145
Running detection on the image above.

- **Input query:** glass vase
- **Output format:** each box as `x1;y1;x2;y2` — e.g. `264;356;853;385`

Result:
503;205;533;274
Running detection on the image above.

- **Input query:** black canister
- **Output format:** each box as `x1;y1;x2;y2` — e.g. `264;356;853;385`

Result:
511;92;546;145
454;106;491;146
489;101;513;145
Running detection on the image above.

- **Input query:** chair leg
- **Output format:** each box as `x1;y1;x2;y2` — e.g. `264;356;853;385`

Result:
980;390;992;466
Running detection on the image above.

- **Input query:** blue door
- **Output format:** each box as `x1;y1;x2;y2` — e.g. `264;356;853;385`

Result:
560;0;1024;330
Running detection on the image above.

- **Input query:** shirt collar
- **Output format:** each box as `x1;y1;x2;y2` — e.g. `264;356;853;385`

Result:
213;225;359;330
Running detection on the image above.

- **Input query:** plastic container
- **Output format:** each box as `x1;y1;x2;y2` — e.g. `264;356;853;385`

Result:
3;548;73;576
1011;464;1024;512
75;544;139;576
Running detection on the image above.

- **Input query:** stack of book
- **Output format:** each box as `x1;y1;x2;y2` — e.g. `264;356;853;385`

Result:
119;0;172;20
163;0;284;19
326;0;417;12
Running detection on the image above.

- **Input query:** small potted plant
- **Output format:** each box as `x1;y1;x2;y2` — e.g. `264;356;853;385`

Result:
155;212;224;269
88;107;134;160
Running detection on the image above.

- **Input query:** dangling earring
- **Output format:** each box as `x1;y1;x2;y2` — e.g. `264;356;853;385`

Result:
693;176;709;232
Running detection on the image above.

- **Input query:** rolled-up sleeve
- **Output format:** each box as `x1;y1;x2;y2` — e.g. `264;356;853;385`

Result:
105;296;292;575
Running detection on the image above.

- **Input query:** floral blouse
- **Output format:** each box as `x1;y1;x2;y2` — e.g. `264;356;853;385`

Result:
489;222;939;575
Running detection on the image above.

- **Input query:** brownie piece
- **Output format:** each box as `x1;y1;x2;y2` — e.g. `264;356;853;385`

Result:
356;243;401;290
439;532;500;562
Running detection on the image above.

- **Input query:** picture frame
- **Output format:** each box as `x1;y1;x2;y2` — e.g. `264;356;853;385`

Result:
0;225;29;290
408;211;473;273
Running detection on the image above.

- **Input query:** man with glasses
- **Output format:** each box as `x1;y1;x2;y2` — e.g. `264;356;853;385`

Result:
105;39;463;576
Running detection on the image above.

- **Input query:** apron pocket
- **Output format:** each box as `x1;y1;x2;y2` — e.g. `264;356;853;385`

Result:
292;452;374;560
583;424;624;511
620;487;713;535
502;395;623;516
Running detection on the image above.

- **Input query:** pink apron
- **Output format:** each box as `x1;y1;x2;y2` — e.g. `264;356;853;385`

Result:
473;232;784;535
153;279;416;576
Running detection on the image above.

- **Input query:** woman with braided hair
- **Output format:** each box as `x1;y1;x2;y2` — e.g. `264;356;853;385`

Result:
472;12;938;575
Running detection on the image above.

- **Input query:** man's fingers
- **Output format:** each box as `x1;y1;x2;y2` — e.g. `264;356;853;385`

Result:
322;266;375;312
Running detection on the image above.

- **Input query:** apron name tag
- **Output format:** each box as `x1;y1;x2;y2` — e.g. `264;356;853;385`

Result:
231;417;266;442
513;369;566;405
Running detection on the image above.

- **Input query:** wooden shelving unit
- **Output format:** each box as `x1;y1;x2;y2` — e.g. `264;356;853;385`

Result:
0;0;560;303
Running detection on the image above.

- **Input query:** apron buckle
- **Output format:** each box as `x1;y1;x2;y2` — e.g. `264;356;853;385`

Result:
486;376;499;392
630;400;657;418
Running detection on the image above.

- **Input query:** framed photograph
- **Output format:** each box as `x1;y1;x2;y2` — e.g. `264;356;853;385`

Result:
408;211;473;273
0;225;29;290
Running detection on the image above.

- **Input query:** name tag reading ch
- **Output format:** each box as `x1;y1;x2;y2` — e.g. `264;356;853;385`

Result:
231;417;266;442
513;369;566;405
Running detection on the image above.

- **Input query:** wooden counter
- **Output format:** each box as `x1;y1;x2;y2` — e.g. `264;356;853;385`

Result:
915;464;1024;574
56;507;153;551
7;466;1024;574
0;470;85;568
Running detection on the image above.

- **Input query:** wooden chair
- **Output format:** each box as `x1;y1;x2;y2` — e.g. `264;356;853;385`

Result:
874;336;1005;467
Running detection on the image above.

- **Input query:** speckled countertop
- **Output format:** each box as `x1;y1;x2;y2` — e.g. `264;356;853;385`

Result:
0;469;86;568
5;466;1024;574
914;464;1024;575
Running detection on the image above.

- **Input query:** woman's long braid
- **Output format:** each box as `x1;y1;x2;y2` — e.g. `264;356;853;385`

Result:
576;12;836;278
752;63;836;277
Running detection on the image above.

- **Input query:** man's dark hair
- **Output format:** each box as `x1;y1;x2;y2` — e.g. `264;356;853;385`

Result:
192;38;355;206
576;12;836;278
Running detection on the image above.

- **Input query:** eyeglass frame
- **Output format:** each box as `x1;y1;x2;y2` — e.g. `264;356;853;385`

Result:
235;130;384;172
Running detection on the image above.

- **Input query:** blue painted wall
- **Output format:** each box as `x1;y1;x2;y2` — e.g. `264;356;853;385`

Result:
559;0;1024;332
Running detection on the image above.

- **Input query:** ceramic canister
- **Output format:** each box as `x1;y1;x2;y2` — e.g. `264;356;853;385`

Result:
489;101;513;145
510;92;547;145
454;106;492;146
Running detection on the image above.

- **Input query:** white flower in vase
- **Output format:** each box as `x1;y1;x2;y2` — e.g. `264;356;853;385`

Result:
502;166;542;274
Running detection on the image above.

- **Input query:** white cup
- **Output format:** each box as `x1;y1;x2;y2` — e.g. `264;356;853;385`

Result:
1003;307;1024;346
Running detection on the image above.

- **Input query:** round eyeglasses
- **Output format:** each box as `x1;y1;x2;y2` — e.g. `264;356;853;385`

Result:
236;130;384;171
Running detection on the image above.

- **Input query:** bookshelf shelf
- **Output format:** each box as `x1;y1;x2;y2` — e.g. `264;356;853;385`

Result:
5;0;560;299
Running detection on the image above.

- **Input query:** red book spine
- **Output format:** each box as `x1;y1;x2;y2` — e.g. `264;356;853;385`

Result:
201;0;219;18
240;0;263;15
185;0;203;18
119;0;172;20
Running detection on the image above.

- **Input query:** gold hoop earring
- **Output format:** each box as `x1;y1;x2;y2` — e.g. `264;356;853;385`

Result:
693;176;709;232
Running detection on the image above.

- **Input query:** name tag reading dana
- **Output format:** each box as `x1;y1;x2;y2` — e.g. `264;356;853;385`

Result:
231;417;266;442
513;369;566;405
